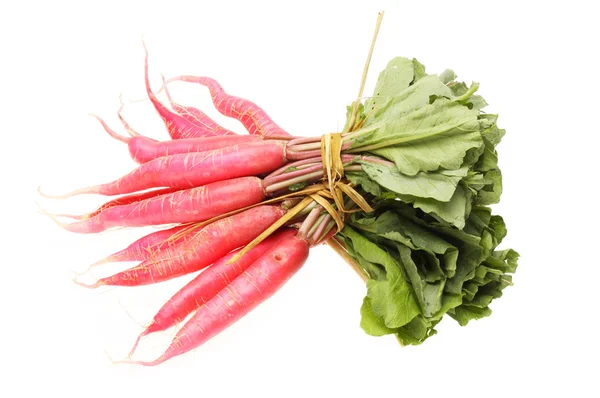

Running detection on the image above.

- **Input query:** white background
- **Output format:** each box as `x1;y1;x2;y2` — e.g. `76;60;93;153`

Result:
2;1;599;397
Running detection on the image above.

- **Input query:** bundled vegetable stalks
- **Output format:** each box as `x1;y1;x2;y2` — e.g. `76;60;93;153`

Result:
41;13;518;365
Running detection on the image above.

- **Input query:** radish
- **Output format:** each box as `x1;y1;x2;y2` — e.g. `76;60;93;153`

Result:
53;187;180;221
93;114;259;164
123;135;262;164
126;227;296;357
76;205;287;287
41;140;287;198
164;75;292;139
143;43;227;140
90;224;193;267
122;232;310;366
55;177;266;233
161;75;238;137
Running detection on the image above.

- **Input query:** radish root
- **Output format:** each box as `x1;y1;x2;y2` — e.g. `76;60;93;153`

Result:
117;95;141;137
72;274;104;289
89;113;130;144
37;185;101;199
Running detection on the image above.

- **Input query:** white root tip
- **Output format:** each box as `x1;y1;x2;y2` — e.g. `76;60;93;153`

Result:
89;113;130;144
37;185;99;200
36;202;76;231
71;272;103;289
118;96;141;137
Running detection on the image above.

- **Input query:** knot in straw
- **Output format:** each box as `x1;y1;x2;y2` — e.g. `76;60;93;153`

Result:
316;132;373;232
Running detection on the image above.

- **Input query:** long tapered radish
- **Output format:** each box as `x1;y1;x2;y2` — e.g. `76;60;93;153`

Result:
89;113;136;144
93;114;262;164
96;109;250;159
143;43;225;139
164;75;292;139
42;141;286;198
77;205;286;288
57;187;181;221
162;75;237;137
89;224;194;267
129;135;263;164
127;227;296;357
56;177;266;233
123;233;309;366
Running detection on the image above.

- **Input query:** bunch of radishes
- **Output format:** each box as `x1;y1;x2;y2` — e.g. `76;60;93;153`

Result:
41;44;345;366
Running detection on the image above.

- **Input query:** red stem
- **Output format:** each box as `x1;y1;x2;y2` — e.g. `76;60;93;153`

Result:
263;164;322;186
298;207;322;238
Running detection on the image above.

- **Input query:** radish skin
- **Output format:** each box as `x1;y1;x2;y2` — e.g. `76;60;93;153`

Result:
90;224;194;267
93;113;262;164
127;228;296;356
58;187;181;221
56;177;266;233
43;141;287;198
143;43;224;139
124;233;309;366
126;135;262;164
165;75;292;139
162;75;238;137
77;205;286;287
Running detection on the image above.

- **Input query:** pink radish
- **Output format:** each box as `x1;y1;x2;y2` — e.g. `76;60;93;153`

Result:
123;135;261;164
127;227;296;356
55;177;266;233
143;43;226;139
76;205;286;288
41;140;287;198
122;232;310;366
90;224;194;267
162;75;238;137
164;75;292;139
93;114;262;163
56;187;180;221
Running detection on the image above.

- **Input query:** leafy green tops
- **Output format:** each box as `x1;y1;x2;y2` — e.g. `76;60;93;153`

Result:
338;57;518;345
345;57;504;229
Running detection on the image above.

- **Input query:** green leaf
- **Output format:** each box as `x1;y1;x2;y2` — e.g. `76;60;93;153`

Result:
360;297;397;336
439;69;456;85
476;145;499;172
342;234;386;280
349;210;461;318
453;82;479;104
489;249;519;274
395;315;438;345
412;58;426;82
475;169;503;205
412;183;472;229
480;116;505;147
361;162;462;202
448;81;469;97
288;182;308;192
363;74;453;128
395;293;462;345
343;102;365;133
365;57;415;114
351;210;459;277
342;227;421;328
345;171;382;197
469;95;488;110
449;305;492;326
356;98;483;176
489;215;508;245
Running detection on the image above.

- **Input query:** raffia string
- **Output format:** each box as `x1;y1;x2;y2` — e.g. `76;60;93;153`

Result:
319;132;373;219
224;145;373;265
322;11;384;280
224;133;374;265
346;11;384;132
